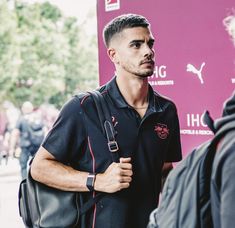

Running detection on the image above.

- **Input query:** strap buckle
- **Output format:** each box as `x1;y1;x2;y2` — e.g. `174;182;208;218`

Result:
108;141;119;152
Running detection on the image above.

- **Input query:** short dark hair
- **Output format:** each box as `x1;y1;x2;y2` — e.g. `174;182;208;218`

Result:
103;14;150;47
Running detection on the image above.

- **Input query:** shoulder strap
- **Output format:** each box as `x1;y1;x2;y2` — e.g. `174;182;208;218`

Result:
81;90;121;213
80;193;103;215
89;90;119;163
203;110;216;134
88;91;107;134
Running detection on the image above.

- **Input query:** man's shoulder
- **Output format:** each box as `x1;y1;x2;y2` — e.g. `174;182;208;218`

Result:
74;84;109;106
73;92;90;104
57;95;88;118
153;91;177;111
153;91;174;103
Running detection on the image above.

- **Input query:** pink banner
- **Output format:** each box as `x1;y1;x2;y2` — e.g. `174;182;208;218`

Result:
97;0;235;156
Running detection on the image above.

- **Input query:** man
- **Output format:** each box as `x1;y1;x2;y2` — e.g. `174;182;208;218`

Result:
11;101;44;179
210;14;235;228
31;14;182;228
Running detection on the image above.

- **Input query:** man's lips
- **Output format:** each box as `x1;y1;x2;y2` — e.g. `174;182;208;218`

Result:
141;60;155;66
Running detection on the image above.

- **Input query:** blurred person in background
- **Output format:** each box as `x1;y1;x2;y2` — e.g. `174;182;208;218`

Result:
10;101;45;179
0;123;12;165
39;103;59;133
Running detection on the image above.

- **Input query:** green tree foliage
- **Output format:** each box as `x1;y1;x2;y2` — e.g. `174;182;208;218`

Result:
0;0;98;109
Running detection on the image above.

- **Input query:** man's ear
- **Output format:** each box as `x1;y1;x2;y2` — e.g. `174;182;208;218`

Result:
107;48;119;64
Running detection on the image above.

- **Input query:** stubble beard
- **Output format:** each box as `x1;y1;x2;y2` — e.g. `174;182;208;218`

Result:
135;68;154;78
123;65;154;79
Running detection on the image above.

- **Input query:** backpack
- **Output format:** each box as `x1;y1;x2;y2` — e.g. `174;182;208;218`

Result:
27;120;44;149
18;90;119;228
148;111;235;228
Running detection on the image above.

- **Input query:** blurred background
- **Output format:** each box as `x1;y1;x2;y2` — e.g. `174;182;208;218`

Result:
0;0;98;227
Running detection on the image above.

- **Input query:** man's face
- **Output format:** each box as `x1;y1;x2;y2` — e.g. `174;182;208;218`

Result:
108;27;155;78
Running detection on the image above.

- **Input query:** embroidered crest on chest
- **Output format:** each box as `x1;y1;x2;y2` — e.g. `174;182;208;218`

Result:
154;123;169;139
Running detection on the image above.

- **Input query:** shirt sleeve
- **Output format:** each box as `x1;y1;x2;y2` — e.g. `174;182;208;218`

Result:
165;104;182;162
42;96;87;163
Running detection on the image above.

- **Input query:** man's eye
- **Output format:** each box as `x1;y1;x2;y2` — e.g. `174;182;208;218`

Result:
131;42;141;48
148;42;154;49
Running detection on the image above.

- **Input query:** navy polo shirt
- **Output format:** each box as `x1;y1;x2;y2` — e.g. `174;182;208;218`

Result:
42;76;182;228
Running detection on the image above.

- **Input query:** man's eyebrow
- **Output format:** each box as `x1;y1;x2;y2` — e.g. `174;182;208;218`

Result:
129;38;155;44
129;39;145;44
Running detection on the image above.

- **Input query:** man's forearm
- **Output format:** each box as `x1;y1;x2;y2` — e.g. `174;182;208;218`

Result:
161;162;173;191
31;147;133;193
31;147;89;192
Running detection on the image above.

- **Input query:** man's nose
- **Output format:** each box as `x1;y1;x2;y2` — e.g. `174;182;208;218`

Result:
143;44;154;58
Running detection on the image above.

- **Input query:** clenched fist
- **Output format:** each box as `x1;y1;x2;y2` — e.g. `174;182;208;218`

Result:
94;157;133;193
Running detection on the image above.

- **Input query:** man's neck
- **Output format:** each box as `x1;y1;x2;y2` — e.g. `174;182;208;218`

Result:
116;74;149;108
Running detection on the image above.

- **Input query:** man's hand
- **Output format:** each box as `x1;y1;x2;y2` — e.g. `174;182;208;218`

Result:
94;157;133;193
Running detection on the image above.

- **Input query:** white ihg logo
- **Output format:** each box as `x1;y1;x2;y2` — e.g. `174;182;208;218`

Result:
186;62;205;84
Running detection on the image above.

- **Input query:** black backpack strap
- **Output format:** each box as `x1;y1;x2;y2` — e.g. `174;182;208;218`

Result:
89;90;119;163
78;90;121;214
80;193;103;215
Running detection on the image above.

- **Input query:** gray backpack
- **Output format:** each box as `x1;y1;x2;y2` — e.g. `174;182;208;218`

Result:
148;113;235;228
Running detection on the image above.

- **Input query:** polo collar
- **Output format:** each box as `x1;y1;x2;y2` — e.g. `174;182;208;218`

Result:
106;76;163;113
